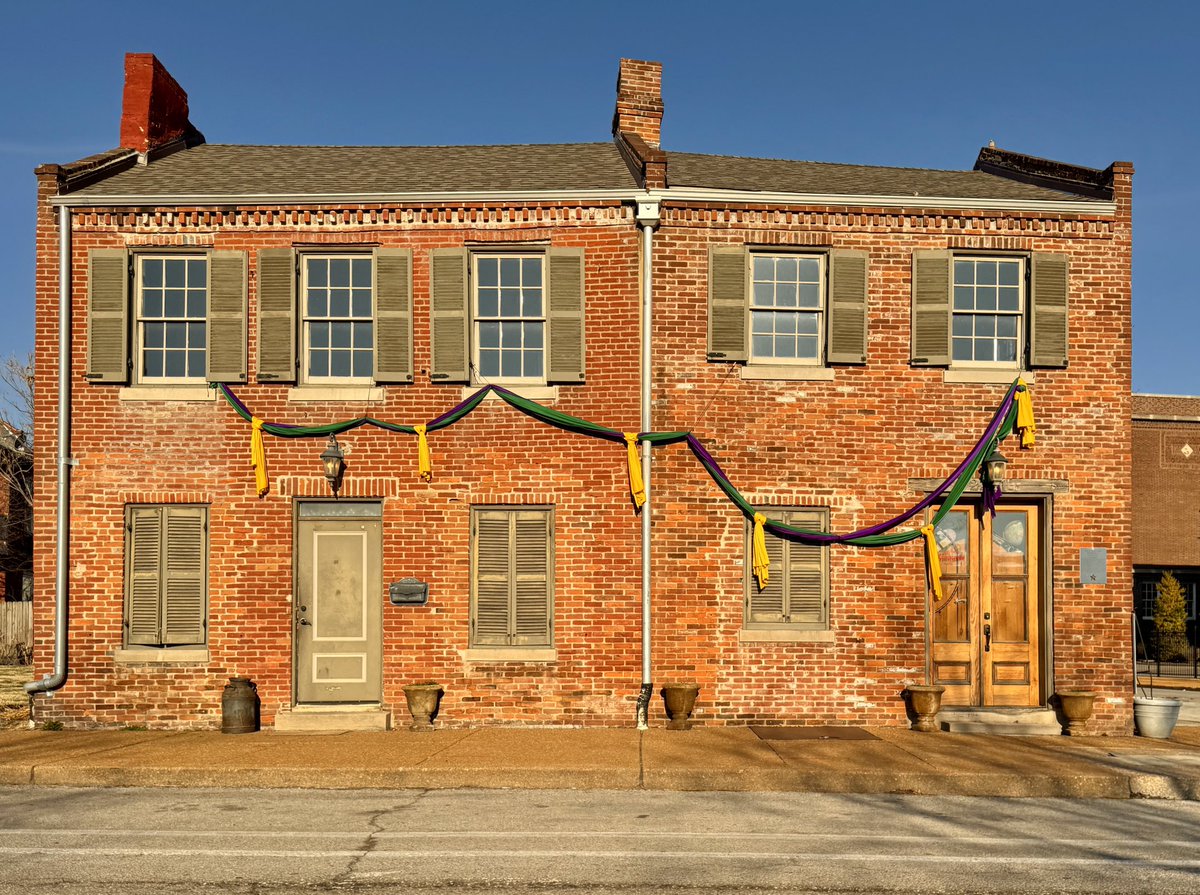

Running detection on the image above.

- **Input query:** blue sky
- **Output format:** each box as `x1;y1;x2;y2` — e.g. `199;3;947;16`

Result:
1;0;1195;394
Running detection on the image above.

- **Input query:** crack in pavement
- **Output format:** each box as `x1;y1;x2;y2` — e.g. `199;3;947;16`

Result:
332;790;433;888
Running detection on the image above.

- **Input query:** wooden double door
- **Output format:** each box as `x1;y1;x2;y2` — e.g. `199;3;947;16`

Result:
929;503;1042;707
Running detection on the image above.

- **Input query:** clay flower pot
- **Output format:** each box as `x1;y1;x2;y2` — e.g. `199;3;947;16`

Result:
402;683;443;731
903;684;945;732
660;682;700;730
1054;690;1096;736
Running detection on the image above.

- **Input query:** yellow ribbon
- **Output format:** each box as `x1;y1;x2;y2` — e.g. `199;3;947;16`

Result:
1015;378;1036;448
414;424;433;482
250;417;269;498
752;513;771;590
624;433;645;509
920;524;943;603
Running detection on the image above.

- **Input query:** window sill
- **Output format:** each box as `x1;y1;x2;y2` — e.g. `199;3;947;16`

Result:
738;629;834;643
463;647;557;662
112;647;210;664
287;386;386;403
942;369;1035;385
739;365;835;382
461;385;559;403
119;386;217;403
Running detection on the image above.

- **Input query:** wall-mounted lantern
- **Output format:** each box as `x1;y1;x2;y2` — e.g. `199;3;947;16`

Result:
982;447;1008;489
320;435;345;495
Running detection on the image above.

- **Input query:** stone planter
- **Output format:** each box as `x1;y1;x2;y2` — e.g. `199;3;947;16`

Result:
903;685;945;732
402;683;443;731
660;682;700;730
1053;690;1095;736
1134;695;1182;739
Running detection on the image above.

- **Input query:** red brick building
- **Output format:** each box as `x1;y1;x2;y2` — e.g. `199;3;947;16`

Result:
1132;394;1200;648
30;55;1134;732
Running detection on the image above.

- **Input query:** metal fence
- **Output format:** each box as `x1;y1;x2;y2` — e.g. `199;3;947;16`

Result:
1136;625;1200;678
0;601;32;665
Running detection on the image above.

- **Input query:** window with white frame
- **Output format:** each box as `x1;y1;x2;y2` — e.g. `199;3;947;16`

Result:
951;257;1024;365
749;254;824;364
136;256;208;382
473;254;545;382
302;255;374;382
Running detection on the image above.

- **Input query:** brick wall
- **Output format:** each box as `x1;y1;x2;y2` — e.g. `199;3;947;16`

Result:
31;176;1135;732
1132;395;1200;568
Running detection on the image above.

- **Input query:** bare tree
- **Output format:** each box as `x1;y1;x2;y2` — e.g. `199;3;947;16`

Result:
0;353;33;599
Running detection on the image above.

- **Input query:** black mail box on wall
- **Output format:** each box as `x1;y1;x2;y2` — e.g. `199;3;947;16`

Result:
389;578;429;605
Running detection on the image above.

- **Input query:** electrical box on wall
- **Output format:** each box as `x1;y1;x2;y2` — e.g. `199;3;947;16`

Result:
389;578;429;605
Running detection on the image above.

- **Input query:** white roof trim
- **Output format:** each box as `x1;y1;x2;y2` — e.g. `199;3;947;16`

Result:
52;186;1115;216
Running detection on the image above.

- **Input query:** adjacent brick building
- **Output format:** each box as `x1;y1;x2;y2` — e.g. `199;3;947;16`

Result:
30;55;1134;732
1132;394;1200;645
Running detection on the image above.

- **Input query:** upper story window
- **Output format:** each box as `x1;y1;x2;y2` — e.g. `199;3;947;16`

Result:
255;247;413;387
750;254;824;364
85;248;247;388
912;250;1069;373
951;258;1023;366
302;255;374;382
136;256;208;382
708;246;868;371
474;255;545;382
428;246;585;388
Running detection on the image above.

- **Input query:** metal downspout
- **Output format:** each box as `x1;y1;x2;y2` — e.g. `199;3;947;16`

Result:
26;204;71;697
634;198;661;729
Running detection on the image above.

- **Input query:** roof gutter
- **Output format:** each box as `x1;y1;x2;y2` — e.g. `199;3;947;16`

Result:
49;188;1116;217
26;204;72;697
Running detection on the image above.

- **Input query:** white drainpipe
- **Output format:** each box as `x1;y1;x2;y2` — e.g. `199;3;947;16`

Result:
26;204;71;697
634;197;661;729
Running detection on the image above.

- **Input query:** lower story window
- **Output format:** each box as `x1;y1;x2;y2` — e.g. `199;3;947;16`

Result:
470;506;553;647
124;505;208;647
745;507;830;630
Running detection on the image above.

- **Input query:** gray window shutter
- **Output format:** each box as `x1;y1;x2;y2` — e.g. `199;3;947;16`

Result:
547;248;585;383
86;248;129;384
207;252;248;383
826;250;868;364
911;250;951;365
256;248;296;383
373;248;413;383
513;510;552;646
708;246;747;362
1029;253;1069;368
747;524;786;624
430;248;469;383
472;511;512;646
161;506;207;645
126;507;163;645
787;509;827;627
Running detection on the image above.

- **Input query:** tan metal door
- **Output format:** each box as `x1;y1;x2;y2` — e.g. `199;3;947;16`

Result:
930;504;1041;707
296;515;382;703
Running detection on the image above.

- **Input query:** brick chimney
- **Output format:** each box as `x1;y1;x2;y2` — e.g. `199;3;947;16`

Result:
612;59;663;148
119;53;203;155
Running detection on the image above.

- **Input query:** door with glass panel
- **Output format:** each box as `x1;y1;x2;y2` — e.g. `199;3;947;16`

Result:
929;504;1041;707
295;503;382;704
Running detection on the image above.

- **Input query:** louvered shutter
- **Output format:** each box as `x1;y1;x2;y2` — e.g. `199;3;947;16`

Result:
126;507;163;645
256;248;296;383
708;246;747;361
826;250;868;364
911;250;951;365
161;507;207;645
512;511;552;646
1029;253;1069;368
472;511;512;645
547;248;585;383
207;252;248;383
373;248;413;383
786;509;827;626
86;249;130;383
748;524;786;624
430;248;469;383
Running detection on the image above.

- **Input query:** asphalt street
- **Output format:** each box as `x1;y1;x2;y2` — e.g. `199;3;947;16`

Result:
0;787;1198;894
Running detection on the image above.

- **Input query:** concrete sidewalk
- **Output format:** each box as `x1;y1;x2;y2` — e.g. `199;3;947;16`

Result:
2;724;1199;800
